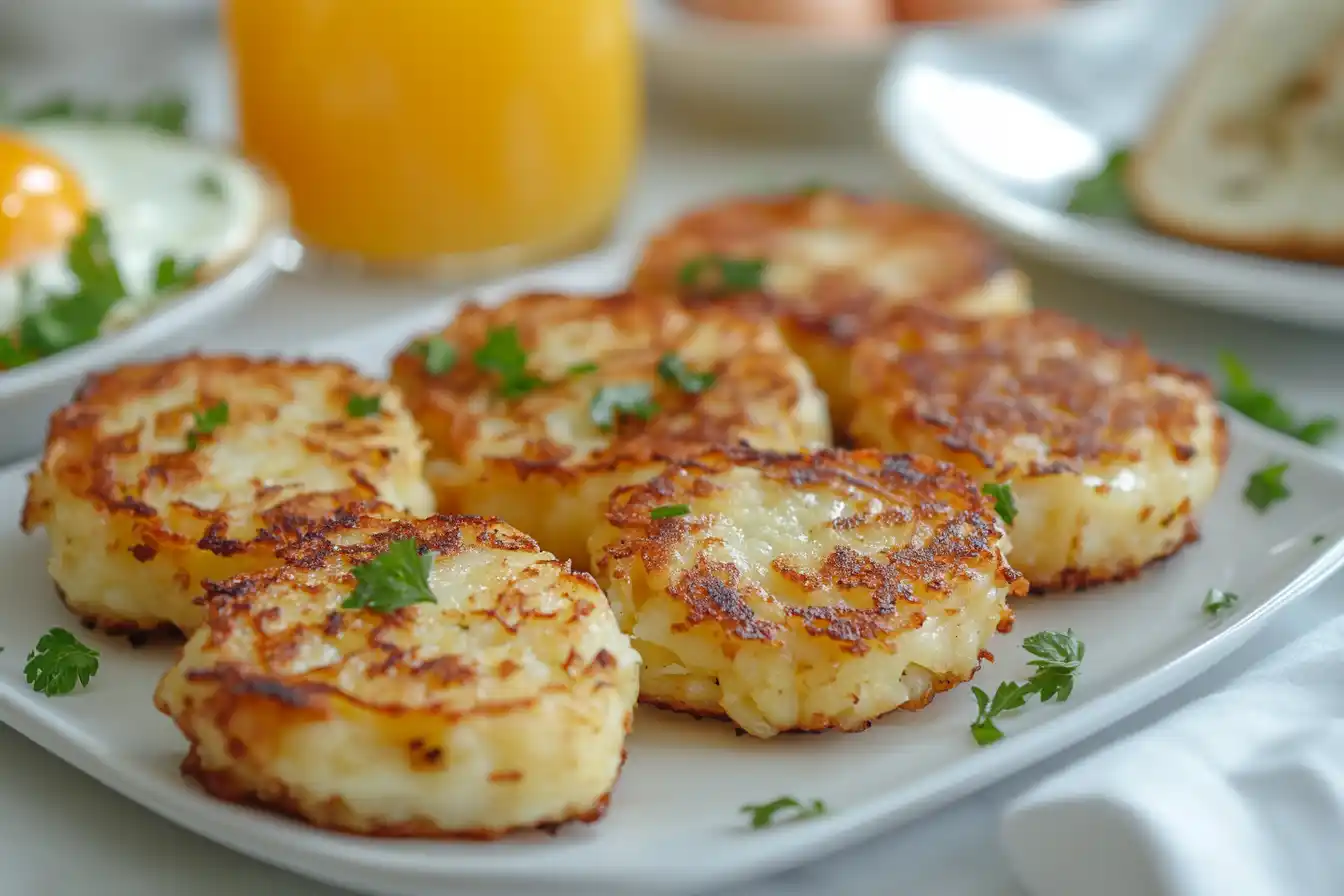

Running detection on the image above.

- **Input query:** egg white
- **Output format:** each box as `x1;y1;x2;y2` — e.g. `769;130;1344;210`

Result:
0;124;272;335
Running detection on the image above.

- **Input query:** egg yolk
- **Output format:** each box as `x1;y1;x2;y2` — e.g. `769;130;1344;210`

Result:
0;132;88;267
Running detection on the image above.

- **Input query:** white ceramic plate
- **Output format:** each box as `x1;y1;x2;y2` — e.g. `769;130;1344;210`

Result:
2;247;1344;896
876;0;1344;330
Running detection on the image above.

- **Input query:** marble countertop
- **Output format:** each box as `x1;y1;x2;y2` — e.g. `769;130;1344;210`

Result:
3;30;1343;896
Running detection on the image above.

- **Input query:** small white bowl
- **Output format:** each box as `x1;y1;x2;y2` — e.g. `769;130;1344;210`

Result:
639;0;902;142
0;138;289;465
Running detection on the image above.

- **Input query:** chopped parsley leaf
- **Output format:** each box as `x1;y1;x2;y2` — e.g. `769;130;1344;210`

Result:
195;171;225;200
185;400;229;451
650;504;690;520
1244;461;1290;512
346;394;381;418
981;482;1017;525
24;627;99;697
411;337;458;375
656;352;717;394
590;383;659;431
677;255;767;294
1066;149;1133;219
970;630;1084;745
474;325;543;398
11;93;189;134
153;255;202;293
341;538;437;612
1219;351;1336;445
740;796;827;829
1202;588;1239;618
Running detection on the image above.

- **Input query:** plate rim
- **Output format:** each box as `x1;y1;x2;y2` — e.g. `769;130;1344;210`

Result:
1;251;1344;893
874;19;1344;330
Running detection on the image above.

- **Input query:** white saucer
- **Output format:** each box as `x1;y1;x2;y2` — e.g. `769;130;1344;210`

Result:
876;0;1344;331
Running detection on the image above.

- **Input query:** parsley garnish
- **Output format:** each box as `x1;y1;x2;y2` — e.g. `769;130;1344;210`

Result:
186;400;229;450
153;256;202;293
411;336;458;375
0;335;31;370
195;171;225;200
346;394;381;418
1244;461;1290;512
8;93;189;134
970;630;1085;745
566;361;599;376
1066;149;1133;219
474;325;543;398
1202;588;1239;618
1313;534;1326;545
981;482;1017;525
650;504;690;519
2;213;202;369
656;352;717;394
1219;352;1336;445
740;796;827;829
24;627;99;697
341;538;438;612
590;383;659;431
677;255;767;294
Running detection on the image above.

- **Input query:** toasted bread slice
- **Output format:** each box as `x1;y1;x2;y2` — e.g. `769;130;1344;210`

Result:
1129;0;1344;263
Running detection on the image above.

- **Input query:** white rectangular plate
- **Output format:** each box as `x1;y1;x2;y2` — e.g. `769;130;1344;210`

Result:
2;248;1344;896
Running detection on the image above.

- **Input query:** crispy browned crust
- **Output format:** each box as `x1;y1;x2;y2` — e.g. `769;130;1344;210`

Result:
1029;518;1202;593
632;189;1016;345
642;657;984;731
852;307;1227;476
161;513;634;836
183;514;615;712
595;445;1027;654
388;290;821;476
180;744;627;839
1130;211;1344;265
20;353;412;545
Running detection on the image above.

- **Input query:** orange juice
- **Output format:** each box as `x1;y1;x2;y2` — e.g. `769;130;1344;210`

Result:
223;0;641;268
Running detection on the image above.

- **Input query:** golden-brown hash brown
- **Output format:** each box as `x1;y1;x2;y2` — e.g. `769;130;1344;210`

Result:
21;354;434;636
154;513;641;838
588;445;1024;738
849;308;1228;591
389;290;831;567
631;189;1032;428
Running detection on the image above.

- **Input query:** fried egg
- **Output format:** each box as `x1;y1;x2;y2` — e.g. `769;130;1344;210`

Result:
0;123;274;343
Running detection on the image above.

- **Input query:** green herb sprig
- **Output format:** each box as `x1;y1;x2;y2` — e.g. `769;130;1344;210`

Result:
740;796;827;829
24;627;99;697
970;630;1085;746
1219;352;1336;445
341;538;438;612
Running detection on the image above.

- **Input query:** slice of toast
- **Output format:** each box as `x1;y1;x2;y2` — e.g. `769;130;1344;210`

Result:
1128;0;1344;264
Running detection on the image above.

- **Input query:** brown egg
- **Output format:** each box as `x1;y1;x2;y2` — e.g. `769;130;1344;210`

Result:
680;0;891;35
891;0;1063;22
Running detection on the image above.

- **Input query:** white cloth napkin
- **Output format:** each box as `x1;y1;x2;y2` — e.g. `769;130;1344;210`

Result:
1001;614;1344;896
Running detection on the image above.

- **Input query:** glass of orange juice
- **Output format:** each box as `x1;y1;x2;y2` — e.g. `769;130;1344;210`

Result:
222;0;641;277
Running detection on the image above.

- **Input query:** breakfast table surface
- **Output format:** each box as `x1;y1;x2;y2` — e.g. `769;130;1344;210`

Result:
4;46;1344;896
